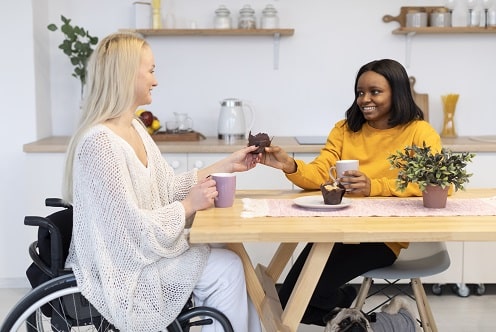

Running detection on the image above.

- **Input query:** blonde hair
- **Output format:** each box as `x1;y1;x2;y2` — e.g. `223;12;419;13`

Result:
62;32;149;201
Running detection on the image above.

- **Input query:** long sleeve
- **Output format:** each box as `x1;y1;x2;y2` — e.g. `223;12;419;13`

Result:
66;123;209;331
287;119;442;197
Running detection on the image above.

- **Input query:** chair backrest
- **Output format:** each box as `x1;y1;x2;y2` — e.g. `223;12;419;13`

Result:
396;242;447;262
25;206;73;289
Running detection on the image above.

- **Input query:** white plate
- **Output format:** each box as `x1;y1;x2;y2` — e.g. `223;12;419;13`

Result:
293;195;352;210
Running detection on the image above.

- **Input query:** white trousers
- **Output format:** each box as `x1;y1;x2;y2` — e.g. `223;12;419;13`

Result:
192;248;262;332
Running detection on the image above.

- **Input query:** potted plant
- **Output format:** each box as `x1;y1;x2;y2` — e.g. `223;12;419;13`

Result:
47;15;99;97
387;142;475;208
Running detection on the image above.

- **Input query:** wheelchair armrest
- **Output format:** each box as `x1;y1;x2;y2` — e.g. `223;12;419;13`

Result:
28;241;56;279
24;215;64;277
45;198;72;209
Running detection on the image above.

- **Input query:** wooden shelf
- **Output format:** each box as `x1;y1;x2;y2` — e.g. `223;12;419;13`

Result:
121;28;295;70
393;26;496;35
124;28;295;37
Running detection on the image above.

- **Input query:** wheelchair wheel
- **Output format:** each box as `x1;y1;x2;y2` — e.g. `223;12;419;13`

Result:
0;274;117;332
1;274;234;332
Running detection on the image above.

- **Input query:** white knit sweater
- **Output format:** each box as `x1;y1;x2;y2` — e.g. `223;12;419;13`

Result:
65;120;210;331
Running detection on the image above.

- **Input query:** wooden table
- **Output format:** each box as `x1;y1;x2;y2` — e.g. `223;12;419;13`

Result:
189;189;496;332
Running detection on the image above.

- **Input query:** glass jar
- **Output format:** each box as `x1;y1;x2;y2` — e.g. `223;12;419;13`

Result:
214;5;232;29
260;4;279;29
238;4;256;29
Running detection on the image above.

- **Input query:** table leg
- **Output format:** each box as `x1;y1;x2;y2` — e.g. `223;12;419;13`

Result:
266;243;298;282
281;242;334;331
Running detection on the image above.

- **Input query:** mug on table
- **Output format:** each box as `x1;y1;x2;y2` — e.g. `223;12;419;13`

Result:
330;160;359;189
211;173;236;208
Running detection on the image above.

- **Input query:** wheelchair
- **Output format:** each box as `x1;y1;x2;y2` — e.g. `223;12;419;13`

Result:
0;198;233;332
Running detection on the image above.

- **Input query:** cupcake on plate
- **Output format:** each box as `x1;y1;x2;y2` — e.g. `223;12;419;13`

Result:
320;180;345;205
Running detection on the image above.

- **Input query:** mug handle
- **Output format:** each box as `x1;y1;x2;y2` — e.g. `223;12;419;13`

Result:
329;166;338;183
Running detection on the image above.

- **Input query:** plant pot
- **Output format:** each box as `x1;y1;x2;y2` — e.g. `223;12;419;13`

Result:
422;185;449;208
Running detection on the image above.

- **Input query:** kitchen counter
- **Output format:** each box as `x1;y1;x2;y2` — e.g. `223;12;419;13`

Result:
23;135;496;153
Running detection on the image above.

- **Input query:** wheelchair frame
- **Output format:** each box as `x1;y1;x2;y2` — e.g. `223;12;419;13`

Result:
0;199;233;332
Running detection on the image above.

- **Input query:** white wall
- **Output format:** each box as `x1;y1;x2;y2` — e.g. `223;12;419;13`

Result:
1;0;496;287
44;0;496;138
0;1;38;287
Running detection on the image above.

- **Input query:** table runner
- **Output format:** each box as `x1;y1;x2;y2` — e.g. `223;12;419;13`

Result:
241;195;496;218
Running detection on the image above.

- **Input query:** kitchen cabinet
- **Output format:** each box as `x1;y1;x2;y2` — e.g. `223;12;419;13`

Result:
123;28;295;69
163;153;188;173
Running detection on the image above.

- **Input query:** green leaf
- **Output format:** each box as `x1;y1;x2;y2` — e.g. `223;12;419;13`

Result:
47;15;99;93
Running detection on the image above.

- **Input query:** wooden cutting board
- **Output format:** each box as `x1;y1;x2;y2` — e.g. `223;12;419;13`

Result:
410;76;429;122
152;131;206;142
383;6;445;27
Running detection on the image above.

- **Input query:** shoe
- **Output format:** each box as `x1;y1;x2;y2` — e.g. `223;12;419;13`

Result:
338;284;357;308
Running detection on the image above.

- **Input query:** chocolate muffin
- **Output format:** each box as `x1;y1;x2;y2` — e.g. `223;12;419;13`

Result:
320;181;345;205
248;131;272;154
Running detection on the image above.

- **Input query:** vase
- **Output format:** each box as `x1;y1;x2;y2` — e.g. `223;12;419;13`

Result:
422;185;449;208
441;94;459;138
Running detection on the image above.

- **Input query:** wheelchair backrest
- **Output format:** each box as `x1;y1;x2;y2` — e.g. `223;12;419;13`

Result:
26;206;73;289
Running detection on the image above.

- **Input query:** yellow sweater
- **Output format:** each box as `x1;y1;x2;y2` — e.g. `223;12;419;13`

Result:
287;119;442;256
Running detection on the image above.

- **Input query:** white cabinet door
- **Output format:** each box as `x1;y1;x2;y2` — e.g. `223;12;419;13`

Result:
462;242;496;283
162;153;188;174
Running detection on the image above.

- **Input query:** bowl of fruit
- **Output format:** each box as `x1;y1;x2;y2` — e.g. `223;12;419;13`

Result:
136;109;161;135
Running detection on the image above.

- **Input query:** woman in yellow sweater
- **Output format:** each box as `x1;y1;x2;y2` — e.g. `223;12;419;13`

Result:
259;59;442;326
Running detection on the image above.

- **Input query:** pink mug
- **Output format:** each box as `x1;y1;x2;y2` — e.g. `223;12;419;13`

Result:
212;173;236;208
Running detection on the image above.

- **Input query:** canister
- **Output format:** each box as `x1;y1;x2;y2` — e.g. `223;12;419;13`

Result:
430;8;451;27
406;10;428;28
133;2;151;29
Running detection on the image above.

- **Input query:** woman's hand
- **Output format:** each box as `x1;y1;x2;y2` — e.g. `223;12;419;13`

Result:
260;145;297;174
198;145;260;178
182;177;217;217
340;170;371;196
228;145;261;172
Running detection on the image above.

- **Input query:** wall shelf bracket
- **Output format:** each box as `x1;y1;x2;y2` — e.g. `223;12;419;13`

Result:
405;31;416;68
273;32;281;70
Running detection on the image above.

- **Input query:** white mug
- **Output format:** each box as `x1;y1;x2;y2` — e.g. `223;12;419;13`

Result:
329;160;359;186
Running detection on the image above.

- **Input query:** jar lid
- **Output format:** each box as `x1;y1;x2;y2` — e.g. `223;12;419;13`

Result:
215;5;230;15
239;4;255;15
433;7;449;13
262;4;277;15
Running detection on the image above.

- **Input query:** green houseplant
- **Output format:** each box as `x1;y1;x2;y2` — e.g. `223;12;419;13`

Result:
387;142;475;208
47;15;98;96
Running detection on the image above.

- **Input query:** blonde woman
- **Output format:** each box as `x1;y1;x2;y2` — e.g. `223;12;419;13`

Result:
62;32;261;332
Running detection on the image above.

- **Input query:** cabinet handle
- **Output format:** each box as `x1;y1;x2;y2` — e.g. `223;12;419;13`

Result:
170;160;181;169
193;160;204;168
